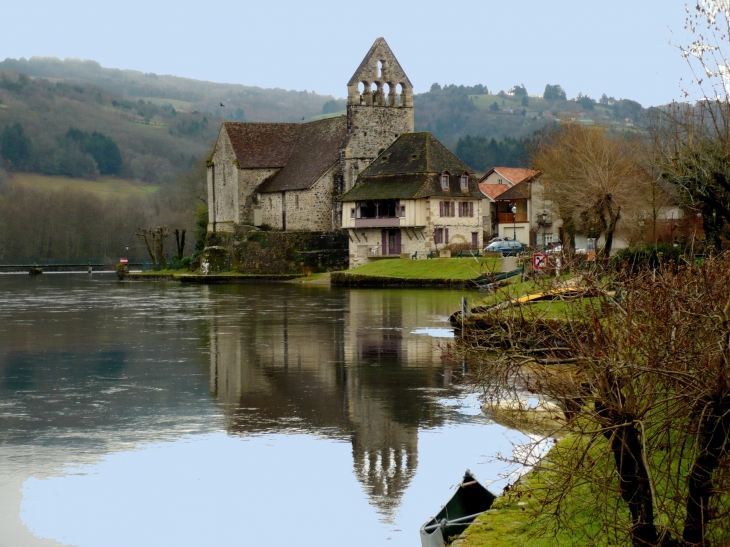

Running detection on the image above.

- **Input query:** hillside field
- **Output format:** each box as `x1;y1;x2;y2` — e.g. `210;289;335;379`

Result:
9;172;159;199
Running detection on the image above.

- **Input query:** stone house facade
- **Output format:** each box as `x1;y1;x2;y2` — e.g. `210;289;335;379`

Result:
206;37;414;234
341;133;483;268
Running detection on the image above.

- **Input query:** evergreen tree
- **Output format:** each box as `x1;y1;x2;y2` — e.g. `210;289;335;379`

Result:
0;123;33;170
543;84;567;101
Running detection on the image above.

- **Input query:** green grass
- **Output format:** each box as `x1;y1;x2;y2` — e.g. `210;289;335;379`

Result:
11;172;159;200
344;257;501;280
457;440;609;547
138;97;194;111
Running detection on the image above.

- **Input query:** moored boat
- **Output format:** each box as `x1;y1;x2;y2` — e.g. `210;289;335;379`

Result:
419;470;496;547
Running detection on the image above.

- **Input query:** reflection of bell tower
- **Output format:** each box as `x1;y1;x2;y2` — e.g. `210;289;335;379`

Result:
349;396;418;522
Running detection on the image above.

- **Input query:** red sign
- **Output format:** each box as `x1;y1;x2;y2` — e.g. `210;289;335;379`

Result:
533;253;547;270
119;258;128;265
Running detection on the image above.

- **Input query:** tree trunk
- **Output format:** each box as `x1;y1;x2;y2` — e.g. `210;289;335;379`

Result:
683;397;730;546
137;229;157;269
605;423;659;547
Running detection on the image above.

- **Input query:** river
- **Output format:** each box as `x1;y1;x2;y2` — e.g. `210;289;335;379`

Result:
0;274;530;547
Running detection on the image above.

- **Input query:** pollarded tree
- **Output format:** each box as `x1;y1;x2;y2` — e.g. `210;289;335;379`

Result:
462;253;730;547
532;123;649;256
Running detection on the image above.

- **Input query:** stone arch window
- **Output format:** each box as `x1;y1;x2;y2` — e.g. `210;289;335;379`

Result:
396;83;404;106
441;172;450;190
358;82;366;104
370;82;380;105
377;60;383;78
460;173;469;190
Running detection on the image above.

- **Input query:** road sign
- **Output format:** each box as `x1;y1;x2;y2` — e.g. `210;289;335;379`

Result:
119;258;128;265
533;253;548;270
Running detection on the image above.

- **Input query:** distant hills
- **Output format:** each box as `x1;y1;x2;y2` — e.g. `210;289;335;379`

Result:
0;57;651;182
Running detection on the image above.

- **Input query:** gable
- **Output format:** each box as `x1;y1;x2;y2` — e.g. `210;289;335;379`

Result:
347;37;413;88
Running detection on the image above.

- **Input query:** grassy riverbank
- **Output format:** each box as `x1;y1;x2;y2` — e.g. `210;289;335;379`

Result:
344;257;501;279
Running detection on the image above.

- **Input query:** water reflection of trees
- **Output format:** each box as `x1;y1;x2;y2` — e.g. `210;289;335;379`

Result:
207;287;457;520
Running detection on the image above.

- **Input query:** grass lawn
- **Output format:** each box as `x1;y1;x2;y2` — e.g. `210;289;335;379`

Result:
10;172;159;200
344;257;501;280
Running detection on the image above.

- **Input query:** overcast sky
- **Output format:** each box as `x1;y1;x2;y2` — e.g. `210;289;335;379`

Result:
1;0;694;107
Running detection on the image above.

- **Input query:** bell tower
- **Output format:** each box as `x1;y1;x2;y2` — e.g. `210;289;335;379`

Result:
341;38;414;192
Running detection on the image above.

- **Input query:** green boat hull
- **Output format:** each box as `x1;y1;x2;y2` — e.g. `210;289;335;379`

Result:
419;470;496;547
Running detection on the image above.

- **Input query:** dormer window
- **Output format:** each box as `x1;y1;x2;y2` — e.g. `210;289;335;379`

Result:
441;173;450;190
460;174;469;190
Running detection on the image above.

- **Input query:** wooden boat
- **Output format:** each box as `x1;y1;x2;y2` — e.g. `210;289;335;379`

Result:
419;470;496;547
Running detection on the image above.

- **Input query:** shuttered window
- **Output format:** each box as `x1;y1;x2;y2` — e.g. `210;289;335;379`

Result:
469;201;474;217
445;228;449;244
439;201;444;217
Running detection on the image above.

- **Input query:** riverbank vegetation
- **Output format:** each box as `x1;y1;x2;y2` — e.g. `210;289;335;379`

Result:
459;251;730;547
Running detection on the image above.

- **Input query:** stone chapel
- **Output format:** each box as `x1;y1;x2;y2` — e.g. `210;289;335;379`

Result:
206;38;414;234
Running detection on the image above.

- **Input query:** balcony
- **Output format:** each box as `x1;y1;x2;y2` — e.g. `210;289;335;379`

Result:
498;212;529;223
355;217;401;228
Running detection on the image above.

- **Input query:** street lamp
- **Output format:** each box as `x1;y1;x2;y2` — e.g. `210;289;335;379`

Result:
511;204;517;241
541;210;548;252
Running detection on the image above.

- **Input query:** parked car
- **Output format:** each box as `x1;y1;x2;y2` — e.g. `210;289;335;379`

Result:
484;240;523;256
486;236;508;245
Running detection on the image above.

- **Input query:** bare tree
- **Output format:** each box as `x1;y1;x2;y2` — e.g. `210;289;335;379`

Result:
462;254;730;546
532;124;649;256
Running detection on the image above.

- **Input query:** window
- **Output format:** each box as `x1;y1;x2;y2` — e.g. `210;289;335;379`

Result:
441;173;450;190
434;228;443;244
498;178;503;184
350;208;356;219
441;201;454;217
399;205;406;217
469;201;474;217
445;228;450;244
460;174;469;190
295;195;299;209
460;201;472;217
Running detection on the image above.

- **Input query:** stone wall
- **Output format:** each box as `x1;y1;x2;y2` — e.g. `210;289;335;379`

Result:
207;129;238;233
231;231;348;274
341;105;414;193
238;168;278;226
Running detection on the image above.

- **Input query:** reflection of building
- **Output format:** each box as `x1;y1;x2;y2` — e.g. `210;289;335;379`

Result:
207;287;454;520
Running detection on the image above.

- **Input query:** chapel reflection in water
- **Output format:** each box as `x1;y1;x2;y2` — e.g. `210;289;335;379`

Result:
208;288;458;520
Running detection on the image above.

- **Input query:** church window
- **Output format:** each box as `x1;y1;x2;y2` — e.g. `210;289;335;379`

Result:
460;174;468;190
441;173;450;190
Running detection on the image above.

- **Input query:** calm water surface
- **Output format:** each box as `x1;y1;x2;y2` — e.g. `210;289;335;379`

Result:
0;274;529;547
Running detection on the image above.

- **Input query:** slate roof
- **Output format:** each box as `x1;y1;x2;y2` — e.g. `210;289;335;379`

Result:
478;167;540;185
223;122;301;168
257;117;347;193
340;132;483;201
479;183;511;200
496;180;533;201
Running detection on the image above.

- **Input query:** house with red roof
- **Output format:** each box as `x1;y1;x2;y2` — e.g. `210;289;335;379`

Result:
478;167;540;239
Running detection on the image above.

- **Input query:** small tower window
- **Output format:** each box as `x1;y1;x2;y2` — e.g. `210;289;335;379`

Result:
460;174;469;190
441;173;450;190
